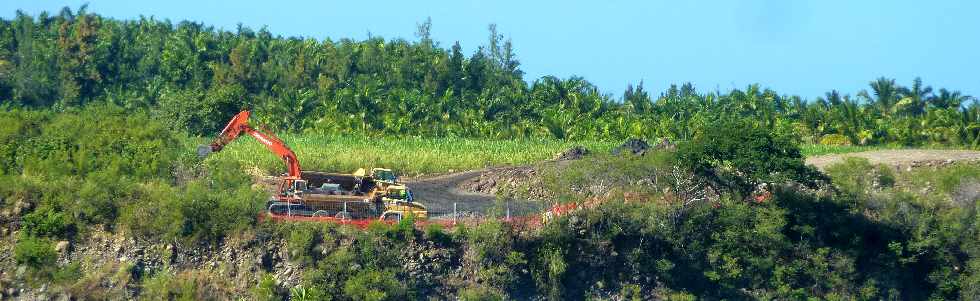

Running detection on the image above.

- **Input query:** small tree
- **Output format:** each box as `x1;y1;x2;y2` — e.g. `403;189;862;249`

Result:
677;118;826;197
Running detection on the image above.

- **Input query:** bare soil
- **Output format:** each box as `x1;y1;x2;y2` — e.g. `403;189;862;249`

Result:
805;149;980;170
404;165;547;216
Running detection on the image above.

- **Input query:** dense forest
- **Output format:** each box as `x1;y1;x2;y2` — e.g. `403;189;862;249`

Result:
0;7;977;146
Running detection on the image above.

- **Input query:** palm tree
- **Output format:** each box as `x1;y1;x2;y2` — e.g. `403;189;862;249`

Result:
896;77;932;116
929;88;973;109
826;90;843;106
859;77;902;115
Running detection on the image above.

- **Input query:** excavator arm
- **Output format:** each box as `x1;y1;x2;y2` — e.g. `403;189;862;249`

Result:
200;111;302;179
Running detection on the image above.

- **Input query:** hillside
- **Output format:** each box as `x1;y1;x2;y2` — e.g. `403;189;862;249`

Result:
1;7;979;301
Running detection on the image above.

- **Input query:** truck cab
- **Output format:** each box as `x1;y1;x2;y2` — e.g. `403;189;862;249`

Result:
381;184;427;220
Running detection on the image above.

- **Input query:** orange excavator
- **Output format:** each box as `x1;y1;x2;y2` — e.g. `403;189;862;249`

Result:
200;110;428;221
198;111;307;202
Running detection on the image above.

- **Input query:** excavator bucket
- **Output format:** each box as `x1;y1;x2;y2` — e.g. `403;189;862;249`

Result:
197;145;213;158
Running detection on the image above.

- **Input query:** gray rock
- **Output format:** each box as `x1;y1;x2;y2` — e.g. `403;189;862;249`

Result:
612;139;650;156
553;146;590;161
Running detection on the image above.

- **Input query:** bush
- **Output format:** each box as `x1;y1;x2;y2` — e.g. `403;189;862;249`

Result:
119;159;264;244
458;285;506;301
302;248;358;297
14;235;57;269
140;270;237;300
286;224;320;265
118;182;182;239
0;110;48;175
677;118;827;196
75;168;132;225
342;269;407;301
252;273;282;301
21;206;73;238
424;223;451;245
824;157;895;195
820;134;852;146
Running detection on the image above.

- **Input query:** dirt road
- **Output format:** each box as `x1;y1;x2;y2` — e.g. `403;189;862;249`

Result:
805;149;980;170
404;166;512;215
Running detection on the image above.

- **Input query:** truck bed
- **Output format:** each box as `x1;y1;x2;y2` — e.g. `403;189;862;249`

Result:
302;171;377;194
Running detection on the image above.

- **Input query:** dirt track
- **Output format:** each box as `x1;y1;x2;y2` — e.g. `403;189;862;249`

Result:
805;149;980;170
404;166;512;215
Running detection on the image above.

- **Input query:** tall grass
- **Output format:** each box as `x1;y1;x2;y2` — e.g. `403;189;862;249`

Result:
202;135;619;176
200;133;924;176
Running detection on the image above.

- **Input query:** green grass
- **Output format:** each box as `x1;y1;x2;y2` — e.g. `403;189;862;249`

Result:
800;144;898;157
800;143;977;157
202;135;619;176
200;134;936;176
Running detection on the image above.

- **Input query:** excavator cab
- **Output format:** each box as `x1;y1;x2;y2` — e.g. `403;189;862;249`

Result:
279;178;308;197
292;179;308;193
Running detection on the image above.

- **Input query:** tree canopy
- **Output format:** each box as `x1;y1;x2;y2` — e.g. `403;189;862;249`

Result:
0;7;977;147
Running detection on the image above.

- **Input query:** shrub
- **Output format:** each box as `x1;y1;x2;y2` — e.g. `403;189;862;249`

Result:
677;118;827;196
119;158;264;244
302;248;358;297
75;168;132;225
118;182;182;239
21;206;73;238
252;273;282;301
290;285;327;301
820;134;852;146
140;270;237;300
824;157;895;195
14;235;57;270
342;269;407;301
458;285;506;301
424;223;451;245
286;224;320;265
0;110;48;174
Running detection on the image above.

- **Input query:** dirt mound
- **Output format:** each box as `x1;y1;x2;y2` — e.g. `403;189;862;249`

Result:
612;139;650;156
553;146;590;161
459;166;539;195
806;149;980;170
952;180;980;207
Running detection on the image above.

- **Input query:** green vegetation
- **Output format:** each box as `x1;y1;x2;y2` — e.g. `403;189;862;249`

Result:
206;134;617;175
1;106;978;299
0;106;265;276
1;6;979;301
259;129;978;300
1;8;978;148
799;144;896;156
677;118;827;196
206;133;876;176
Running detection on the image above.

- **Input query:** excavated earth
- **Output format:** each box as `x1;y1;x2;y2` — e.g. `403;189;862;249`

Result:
805;149;980;170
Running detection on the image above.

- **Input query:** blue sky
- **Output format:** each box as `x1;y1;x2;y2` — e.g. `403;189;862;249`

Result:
4;0;979;99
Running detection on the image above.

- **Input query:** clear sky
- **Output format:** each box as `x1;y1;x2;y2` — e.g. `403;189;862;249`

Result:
4;0;979;99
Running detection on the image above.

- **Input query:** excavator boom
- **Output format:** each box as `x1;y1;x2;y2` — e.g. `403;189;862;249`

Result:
201;111;302;179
